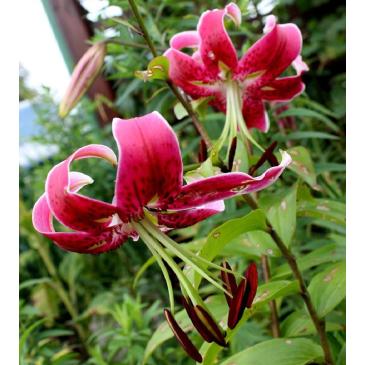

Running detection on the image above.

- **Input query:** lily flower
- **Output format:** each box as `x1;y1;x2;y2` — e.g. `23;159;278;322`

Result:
32;111;289;329
164;3;308;150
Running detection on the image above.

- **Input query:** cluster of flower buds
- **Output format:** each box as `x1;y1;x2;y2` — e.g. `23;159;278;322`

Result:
164;262;258;363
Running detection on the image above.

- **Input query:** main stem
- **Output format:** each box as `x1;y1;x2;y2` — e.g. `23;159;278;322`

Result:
127;0;212;148
243;195;334;365
261;255;280;338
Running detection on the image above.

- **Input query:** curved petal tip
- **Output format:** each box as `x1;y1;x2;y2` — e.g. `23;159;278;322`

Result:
225;3;242;27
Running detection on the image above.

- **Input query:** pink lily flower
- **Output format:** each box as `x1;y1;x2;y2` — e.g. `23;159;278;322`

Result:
32;111;291;255
164;3;308;134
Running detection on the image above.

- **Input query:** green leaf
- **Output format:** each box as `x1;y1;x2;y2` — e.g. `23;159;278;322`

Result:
221;231;281;258
297;198;345;226
281;311;342;337
273;243;345;279
19;318;46;354
194;210;267;287
260;184;297;247
219;338;323;365
31;283;60;326
278;107;340;132
285;147;318;189
274;131;339;141
308;261;346;317
19;277;52;291
135;55;170;81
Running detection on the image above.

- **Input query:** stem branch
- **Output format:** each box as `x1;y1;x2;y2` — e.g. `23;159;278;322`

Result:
127;0;211;148
243;194;334;365
261;255;280;338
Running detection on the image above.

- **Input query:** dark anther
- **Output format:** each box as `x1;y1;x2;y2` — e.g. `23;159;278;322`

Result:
195;305;227;347
182;297;214;343
220;261;237;306
198;138;208;162
227;137;237;172
227;262;258;329
164;308;203;363
249;141;279;175
182;297;227;347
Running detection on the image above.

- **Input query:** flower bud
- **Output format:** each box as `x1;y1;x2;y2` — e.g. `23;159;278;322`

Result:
59;42;106;118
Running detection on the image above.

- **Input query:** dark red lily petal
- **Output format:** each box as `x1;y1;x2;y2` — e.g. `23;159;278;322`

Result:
113;112;183;222
182;297;214;343
195;305;227;347
156;201;224;229
259;75;305;102
164;309;203;363
244;262;258;308
45;145;118;232
197;3;240;77
227;277;247;329
32;194;130;254
162;151;291;211
221;261;238;306
237;15;302;81
242;96;270;132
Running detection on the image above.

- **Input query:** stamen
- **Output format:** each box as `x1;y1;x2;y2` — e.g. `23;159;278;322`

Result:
227;277;247;329
221;261;238;306
198;138;208;162
164;309;203;363
249;141;278;175
182;297;214;343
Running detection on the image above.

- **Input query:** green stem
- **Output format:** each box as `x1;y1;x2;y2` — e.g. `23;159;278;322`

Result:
127;0;212;148
140;220;230;297
138;231;175;313
242;194;334;365
135;223;204;307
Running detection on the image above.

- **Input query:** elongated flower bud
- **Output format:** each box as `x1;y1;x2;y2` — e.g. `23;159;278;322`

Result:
59;42;106;118
164;309;203;363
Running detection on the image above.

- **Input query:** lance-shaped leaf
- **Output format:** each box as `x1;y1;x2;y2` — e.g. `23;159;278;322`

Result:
164;309;203;363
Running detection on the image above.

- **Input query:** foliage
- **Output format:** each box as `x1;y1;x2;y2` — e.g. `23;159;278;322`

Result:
20;0;345;364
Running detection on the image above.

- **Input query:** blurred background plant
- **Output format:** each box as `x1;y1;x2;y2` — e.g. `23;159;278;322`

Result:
20;0;345;364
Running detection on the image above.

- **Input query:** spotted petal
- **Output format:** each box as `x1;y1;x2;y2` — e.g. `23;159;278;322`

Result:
156;201;225;229
164;48;217;99
170;31;200;50
197;3;240;76
259;75;305;102
113;112;183;222
237;15;302;81
242;96;270;132
45;145;118;232
32;195;129;254
162;151;291;210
